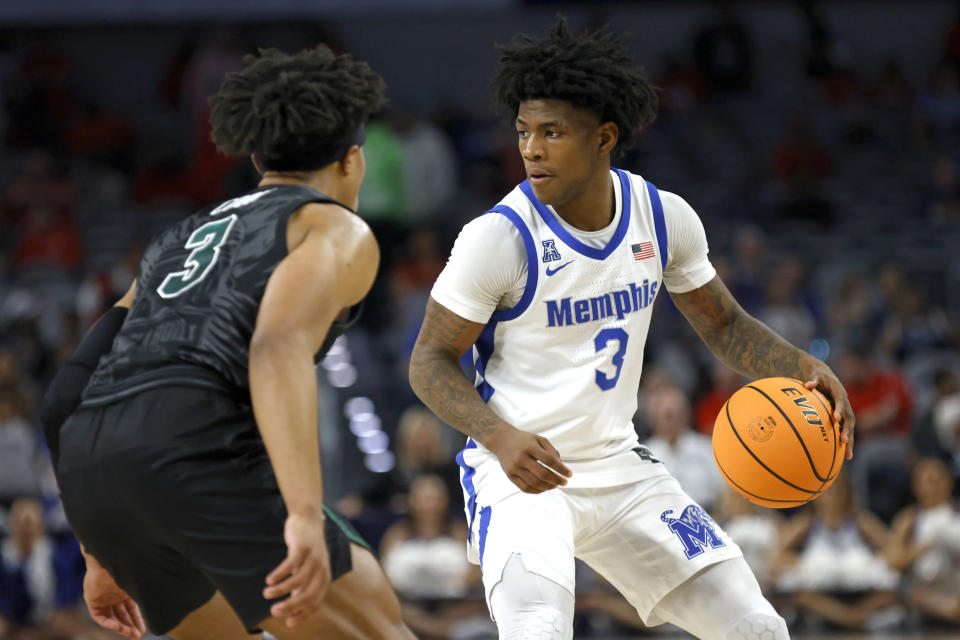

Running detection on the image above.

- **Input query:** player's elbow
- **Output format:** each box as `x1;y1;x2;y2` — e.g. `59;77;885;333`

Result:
407;341;446;400
249;331;309;369
407;343;430;395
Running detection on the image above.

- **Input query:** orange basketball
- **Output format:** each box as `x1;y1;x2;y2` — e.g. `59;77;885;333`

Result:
712;377;845;508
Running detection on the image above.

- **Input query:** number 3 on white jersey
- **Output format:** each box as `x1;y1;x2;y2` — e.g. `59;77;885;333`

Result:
595;327;629;391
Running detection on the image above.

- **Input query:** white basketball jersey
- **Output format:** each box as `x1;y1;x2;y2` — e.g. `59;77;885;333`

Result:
458;169;669;494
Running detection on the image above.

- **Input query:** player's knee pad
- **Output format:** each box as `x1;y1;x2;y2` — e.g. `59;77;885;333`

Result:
489;554;573;640
725;611;789;640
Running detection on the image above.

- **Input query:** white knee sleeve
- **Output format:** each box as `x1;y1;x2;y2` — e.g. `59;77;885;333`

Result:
489;554;574;640
725;612;789;640
652;558;790;640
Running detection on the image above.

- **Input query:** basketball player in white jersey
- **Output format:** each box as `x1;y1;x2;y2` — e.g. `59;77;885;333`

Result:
409;19;855;640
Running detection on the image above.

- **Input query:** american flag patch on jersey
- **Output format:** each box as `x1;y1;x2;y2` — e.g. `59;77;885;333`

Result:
632;242;656;261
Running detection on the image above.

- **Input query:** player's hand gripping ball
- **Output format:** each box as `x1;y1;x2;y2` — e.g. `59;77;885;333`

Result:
712;377;845;508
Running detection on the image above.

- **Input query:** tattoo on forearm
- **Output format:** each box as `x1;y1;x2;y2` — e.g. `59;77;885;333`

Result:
673;277;806;380
409;301;503;443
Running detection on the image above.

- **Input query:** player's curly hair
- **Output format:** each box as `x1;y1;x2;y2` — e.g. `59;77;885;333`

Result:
209;46;387;171
491;17;658;152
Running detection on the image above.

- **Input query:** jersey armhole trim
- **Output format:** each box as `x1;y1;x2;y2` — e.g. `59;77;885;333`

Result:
645;180;669;271
487;205;538;322
274;195;350;260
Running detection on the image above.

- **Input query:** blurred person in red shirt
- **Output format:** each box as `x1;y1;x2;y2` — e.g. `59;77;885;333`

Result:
2;151;75;227
772;115;833;182
13;205;82;273
837;341;913;442
389;228;446;297
694;362;746;435
838;339;915;521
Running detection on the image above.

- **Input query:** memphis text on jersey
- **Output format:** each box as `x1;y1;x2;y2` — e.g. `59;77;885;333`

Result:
545;278;659;327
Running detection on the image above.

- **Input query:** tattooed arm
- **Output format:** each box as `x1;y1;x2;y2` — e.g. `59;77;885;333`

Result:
409;298;571;493
671;275;855;458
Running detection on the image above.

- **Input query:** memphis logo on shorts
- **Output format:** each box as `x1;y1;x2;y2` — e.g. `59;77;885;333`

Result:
661;505;725;559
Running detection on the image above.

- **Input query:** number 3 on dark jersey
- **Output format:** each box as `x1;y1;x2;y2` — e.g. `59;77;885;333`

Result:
157;215;238;299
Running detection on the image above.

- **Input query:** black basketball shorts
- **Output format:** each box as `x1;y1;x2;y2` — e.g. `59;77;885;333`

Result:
57;386;369;635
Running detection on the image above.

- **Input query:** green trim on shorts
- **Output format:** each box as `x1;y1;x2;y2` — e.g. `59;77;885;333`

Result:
323;504;373;552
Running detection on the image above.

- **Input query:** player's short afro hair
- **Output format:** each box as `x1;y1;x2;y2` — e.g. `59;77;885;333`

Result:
209;46;387;171
491;17;658;152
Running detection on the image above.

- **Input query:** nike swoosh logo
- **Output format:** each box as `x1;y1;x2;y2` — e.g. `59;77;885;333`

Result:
545;261;574;276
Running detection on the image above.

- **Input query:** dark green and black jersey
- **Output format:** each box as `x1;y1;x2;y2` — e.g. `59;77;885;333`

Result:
83;184;346;405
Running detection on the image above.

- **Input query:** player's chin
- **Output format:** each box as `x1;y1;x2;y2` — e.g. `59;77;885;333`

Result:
528;180;562;204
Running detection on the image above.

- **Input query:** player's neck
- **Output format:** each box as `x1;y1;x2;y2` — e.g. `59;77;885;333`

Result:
259;169;349;205
551;168;615;232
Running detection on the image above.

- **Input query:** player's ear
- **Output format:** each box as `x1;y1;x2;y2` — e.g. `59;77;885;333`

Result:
598;122;619;154
251;153;265;176
339;145;364;178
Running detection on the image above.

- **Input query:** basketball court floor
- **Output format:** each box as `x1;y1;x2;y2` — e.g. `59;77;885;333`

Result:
627;634;956;640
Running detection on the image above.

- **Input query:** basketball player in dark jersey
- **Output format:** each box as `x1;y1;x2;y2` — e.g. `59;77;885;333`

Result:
42;47;415;640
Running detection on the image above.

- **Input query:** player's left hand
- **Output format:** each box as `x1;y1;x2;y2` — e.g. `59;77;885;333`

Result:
264;512;331;627
83;565;147;640
802;359;855;460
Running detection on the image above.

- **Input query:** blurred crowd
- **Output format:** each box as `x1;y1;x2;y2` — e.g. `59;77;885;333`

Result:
1;2;960;638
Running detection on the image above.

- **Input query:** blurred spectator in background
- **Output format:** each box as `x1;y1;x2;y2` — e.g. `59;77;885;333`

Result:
381;474;485;640
916;62;960;149
773;115;835;228
872;57;915;114
933;391;960;474
693;362;744;435
838;340;914;521
12;205;82;275
389;229;446;302
879;286;956;363
61;99;134;171
573;564;648;637
0;348;35;410
921;157;960;223
4;41;76;149
0;499;105;640
728;226;767;315
393;406;462;508
760;257;819;351
0;387;44;510
692;1;754;95
656;53;708;116
381;474;471;599
714;488;781;592
773;115;833;183
773;474;901;632
839;342;914;442
643;385;724;510
75;247;141;330
358;119;408;223
826;273;882;357
389;229;448;365
179;29;248;124
913;369;959;461
392;109;457;222
1;151;75;226
886;458;960;626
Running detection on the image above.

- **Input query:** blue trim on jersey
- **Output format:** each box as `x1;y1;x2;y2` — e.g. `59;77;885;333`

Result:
645;180;668;271
469;205;539;403
456;438;479;541
474;320;497;402
478;506;492;567
487;205;538;322
518;168;632;261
